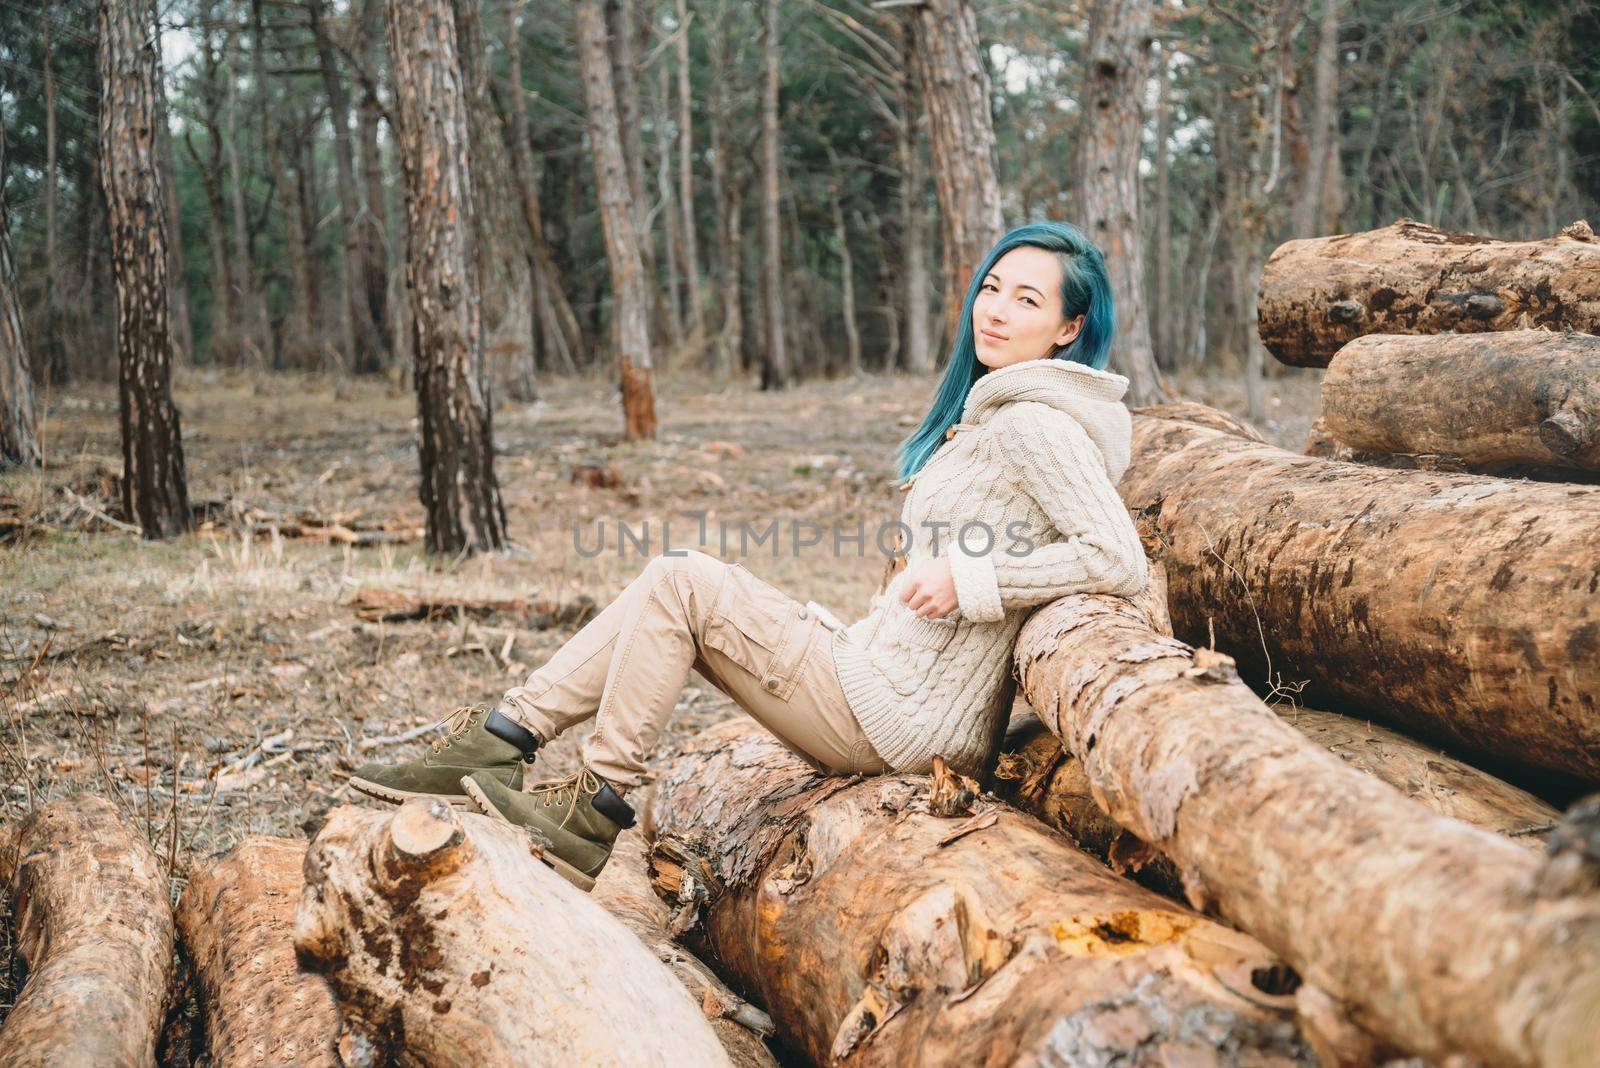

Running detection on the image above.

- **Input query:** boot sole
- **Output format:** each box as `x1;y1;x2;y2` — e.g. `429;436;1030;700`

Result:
348;775;472;809
460;778;598;893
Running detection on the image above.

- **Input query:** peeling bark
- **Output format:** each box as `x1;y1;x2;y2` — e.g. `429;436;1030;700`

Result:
1013;592;1600;1066
0;797;175;1067
1258;219;1600;367
294;801;731;1066
1121;410;1600;781
177;836;340;1066
1322;330;1600;472
648;720;1316;1066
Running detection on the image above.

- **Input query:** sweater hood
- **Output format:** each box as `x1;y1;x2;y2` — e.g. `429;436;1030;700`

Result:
961;358;1133;482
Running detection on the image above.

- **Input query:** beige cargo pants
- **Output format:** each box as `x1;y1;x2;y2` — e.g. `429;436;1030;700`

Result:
496;550;890;789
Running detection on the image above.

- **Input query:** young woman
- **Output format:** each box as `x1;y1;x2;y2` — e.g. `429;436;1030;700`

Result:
350;221;1147;891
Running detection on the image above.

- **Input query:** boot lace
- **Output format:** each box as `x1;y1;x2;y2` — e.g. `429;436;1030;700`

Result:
528;768;604;829
428;705;485;754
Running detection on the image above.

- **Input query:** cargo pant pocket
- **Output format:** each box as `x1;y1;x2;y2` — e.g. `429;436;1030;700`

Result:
702;562;810;702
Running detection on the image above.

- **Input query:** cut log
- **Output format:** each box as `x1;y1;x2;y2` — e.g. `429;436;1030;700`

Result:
999;705;1560;902
176;836;340;1066
1321;330;1600;472
1121;409;1600;781
1258;217;1600;366
648;719;1318;1066
1131;399;1267;442
293;799;732;1067
1013;591;1600;1067
348;585;597;626
0;797;175;1068
592;828;778;1068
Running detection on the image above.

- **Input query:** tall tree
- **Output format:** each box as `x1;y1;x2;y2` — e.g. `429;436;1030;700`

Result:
705;0;742;377
1;111;41;469
385;0;507;553
1078;0;1167;405
758;0;787;388
905;0;1002;356
675;0;704;337
98;0;190;536
574;0;657;438
356;0;393;371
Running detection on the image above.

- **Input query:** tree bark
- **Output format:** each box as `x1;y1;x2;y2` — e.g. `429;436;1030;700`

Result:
1013;590;1600;1067
0;109;41;469
898;59;932;374
1320;329;1600;471
0;797;175;1067
1260;219;1600;367
1292;0;1339;238
356;0;393;372
177;836;340;1066
1077;0;1166;405
905;0;1003;355
758;0;787;388
575;0;658;437
828;177;861;375
594;828;778;1068
1120;407;1600;781
675;0;704;337
100;0;191;537
1151;42;1173;371
294;800;733;1066
42;5;63;381
648;720;1315;1065
386;0;506;554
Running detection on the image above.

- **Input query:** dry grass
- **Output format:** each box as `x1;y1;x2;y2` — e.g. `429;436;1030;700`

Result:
0;362;1321;873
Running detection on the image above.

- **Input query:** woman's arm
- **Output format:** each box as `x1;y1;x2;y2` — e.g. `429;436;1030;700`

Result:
948;403;1146;623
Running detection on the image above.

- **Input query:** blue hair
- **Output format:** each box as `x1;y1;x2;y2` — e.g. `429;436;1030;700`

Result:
895;222;1116;483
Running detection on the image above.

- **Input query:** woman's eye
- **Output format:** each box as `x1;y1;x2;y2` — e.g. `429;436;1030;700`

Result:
980;283;997;293
1020;296;1037;307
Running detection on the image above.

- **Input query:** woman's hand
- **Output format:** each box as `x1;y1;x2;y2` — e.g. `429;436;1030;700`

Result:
899;555;958;619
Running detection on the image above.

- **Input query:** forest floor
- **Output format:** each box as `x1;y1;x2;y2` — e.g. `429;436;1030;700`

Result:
0;362;1321;881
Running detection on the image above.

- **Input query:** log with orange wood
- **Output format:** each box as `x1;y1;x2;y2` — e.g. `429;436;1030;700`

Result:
647;718;1322;1065
1257;218;1600;366
1123;405;1600;782
1011;587;1600;1067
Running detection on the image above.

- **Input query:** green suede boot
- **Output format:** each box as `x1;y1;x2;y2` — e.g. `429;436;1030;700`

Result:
349;706;541;806
461;767;635;891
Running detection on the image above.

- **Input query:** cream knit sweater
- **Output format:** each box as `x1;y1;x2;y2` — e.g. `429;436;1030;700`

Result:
828;357;1147;778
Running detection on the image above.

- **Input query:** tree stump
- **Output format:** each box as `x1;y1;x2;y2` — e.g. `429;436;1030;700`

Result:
0;797;175;1068
648;719;1318;1066
293;799;731;1067
1014;591;1600;1066
176;836;340;1066
1258;218;1600;366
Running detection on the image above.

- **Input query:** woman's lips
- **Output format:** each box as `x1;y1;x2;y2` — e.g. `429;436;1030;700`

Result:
979;327;1008;342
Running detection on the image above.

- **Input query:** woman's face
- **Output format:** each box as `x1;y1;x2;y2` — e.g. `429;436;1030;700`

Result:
971;246;1085;369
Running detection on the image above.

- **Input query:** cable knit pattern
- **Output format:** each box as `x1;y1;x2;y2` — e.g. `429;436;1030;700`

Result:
827;358;1147;778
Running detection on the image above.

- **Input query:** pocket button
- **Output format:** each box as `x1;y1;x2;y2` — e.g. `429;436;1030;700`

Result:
765;678;779;691
798;607;808;620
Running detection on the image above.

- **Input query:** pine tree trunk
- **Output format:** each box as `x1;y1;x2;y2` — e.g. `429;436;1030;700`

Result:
758;0;787;388
1078;0;1166;404
897;50;932;373
675;0;704;337
100;0;190;537
357;0;393;371
1013;591;1600;1067
1122;405;1600;782
1293;0;1339;238
0;110;41;469
575;0;657;437
309;0;382;373
386;0;506;553
1151;43;1173;369
706;2;740;377
905;0;1002;354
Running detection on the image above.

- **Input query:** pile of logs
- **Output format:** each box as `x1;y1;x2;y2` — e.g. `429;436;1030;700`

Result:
1;216;1596;1066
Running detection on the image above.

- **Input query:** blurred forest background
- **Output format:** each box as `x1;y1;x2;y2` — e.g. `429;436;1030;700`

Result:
4;0;1597;412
